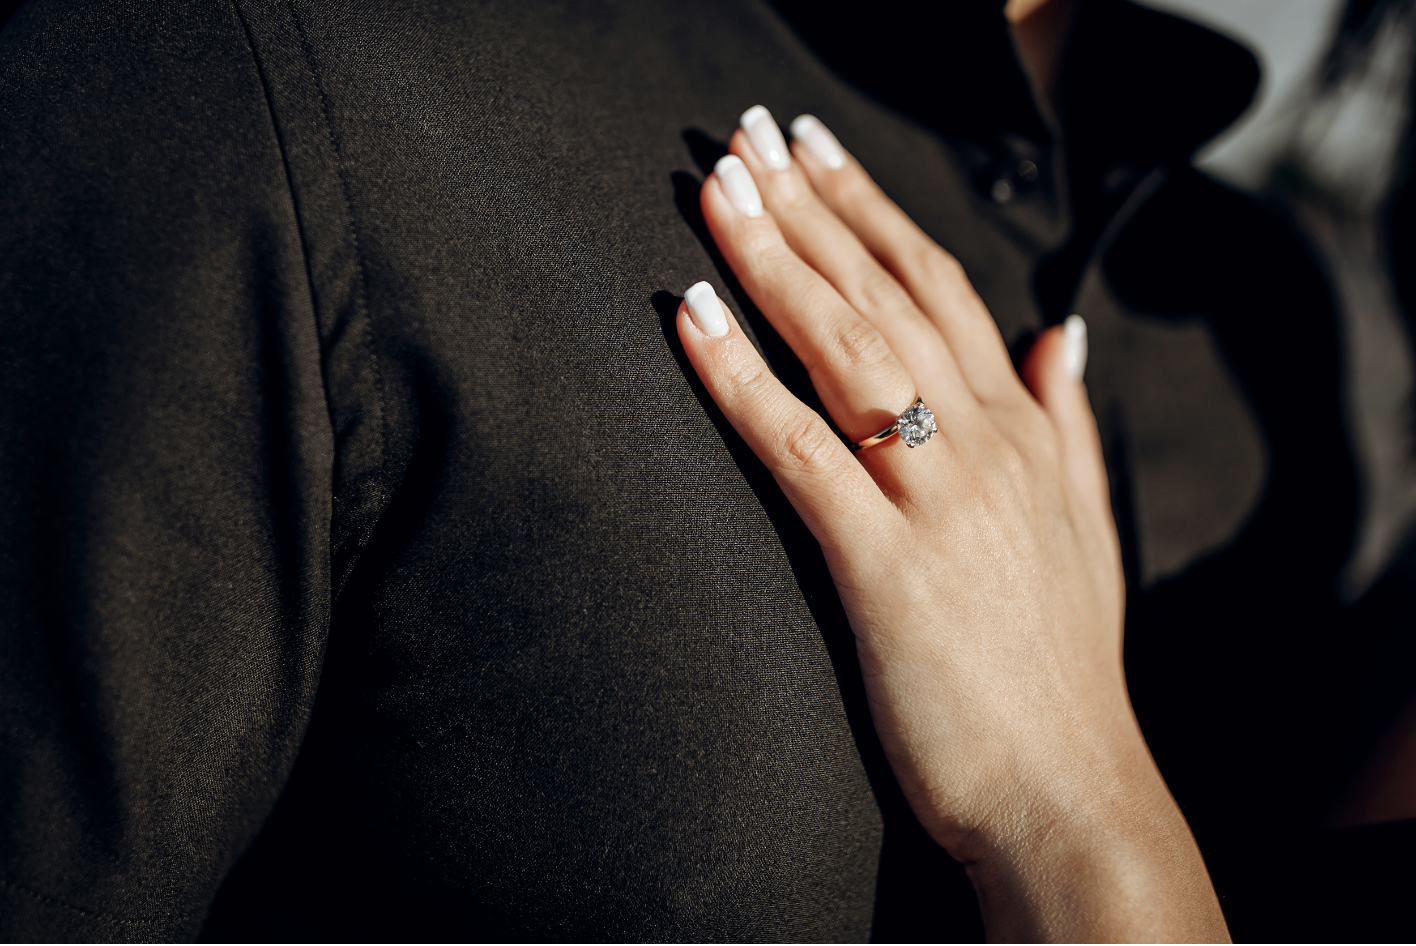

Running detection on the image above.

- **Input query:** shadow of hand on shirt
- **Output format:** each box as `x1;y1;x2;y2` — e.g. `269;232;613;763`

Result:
647;125;987;945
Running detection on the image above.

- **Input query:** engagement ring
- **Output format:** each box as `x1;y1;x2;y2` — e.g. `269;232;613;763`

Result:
852;397;936;451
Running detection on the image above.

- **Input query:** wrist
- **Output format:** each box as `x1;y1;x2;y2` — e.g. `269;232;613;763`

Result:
908;687;1155;858
936;744;1229;942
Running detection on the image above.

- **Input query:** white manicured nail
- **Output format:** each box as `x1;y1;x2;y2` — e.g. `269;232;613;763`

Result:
1063;314;1088;380
713;155;763;218
789;114;845;170
684;281;729;337
740;104;790;171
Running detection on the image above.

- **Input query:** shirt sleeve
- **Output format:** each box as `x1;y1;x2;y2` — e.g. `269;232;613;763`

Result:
0;1;335;938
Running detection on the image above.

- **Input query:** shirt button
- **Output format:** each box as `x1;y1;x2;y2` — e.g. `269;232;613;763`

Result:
991;178;1015;203
1018;160;1039;182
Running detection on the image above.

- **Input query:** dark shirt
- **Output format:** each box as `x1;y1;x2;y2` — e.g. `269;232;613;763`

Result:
0;0;1410;940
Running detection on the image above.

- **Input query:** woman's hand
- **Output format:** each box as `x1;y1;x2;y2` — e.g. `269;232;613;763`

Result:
676;107;1229;942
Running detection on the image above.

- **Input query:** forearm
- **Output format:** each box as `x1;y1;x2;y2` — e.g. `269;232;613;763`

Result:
951;742;1229;942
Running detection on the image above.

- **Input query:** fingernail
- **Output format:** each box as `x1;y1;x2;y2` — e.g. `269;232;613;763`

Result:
684;281;729;337
740;104;790;171
1063;314;1088;380
789;114;845;170
713;155;763;218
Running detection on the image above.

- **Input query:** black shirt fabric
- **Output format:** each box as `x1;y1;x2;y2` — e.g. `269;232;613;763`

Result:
0;0;1411;941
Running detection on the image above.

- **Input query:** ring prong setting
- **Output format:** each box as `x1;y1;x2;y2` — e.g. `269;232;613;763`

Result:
852;397;935;450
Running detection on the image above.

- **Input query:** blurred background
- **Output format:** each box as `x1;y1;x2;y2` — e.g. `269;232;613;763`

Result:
1144;0;1416;598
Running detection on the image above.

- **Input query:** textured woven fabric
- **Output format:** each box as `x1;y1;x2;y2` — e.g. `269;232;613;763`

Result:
1;0;1410;941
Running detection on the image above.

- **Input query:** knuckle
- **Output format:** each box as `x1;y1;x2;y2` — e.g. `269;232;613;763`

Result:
753;242;799;283
988;406;1060;478
1016;406;1061;464
1032;424;1062;471
776;415;838;472
776;177;815;213
745;230;789;264
921;245;966;285
723;356;771;401
827;318;894;374
834;169;875;213
996;437;1029;483
854;267;909;315
971;423;1029;484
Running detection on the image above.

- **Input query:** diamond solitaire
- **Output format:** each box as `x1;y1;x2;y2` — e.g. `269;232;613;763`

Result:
851;397;936;451
897;401;937;448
